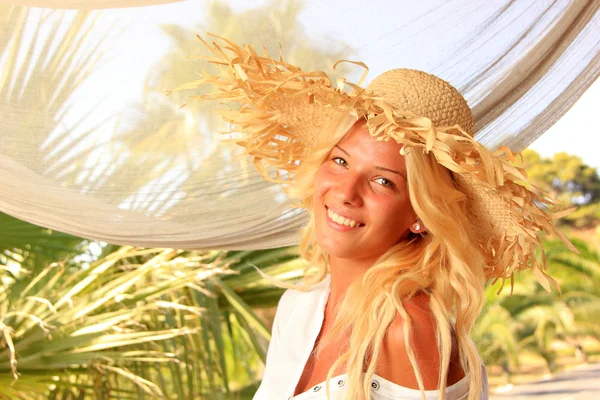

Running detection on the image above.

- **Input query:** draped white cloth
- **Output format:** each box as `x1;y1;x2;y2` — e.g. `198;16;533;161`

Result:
0;1;599;249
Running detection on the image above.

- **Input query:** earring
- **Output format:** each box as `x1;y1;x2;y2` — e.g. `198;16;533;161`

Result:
413;220;421;231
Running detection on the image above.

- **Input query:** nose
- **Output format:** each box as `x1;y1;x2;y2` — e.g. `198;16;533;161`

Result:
333;171;364;207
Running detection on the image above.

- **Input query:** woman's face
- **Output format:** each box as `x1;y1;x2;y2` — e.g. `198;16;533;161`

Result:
313;121;418;263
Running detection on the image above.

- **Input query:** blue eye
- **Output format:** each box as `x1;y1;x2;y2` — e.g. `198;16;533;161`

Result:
332;157;347;166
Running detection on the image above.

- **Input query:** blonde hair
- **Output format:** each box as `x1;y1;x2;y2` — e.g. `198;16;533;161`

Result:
281;113;486;400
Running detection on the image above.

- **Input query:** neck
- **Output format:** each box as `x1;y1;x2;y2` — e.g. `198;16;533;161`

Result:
326;255;378;314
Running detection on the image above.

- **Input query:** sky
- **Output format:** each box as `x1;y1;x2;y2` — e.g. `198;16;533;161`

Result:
25;0;599;171
528;76;599;169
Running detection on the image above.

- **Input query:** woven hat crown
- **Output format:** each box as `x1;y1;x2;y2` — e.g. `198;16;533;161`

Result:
366;69;475;136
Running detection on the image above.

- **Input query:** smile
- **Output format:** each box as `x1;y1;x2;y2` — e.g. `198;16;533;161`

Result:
326;206;364;228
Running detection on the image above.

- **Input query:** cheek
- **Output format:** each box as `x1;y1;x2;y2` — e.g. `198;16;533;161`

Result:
313;166;331;201
370;197;415;233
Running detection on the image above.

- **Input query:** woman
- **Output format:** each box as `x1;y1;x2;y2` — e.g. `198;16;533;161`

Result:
182;35;575;400
256;115;488;400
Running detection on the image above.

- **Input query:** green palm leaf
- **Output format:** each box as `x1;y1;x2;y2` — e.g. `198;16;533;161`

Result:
0;245;305;399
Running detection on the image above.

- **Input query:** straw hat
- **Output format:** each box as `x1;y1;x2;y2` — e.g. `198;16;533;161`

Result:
176;34;576;291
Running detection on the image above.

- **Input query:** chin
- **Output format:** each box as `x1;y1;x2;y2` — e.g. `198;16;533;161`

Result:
315;234;350;257
315;234;366;260
324;247;357;259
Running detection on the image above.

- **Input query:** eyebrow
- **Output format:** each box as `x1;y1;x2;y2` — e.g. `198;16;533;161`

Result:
335;145;350;157
334;145;406;179
375;166;406;179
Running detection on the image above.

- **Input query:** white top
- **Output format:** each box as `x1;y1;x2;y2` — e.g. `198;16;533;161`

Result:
253;275;489;400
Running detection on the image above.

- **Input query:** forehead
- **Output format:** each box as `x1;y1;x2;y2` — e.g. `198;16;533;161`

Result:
336;122;406;169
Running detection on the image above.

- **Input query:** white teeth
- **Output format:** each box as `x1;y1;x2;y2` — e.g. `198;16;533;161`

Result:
327;208;361;227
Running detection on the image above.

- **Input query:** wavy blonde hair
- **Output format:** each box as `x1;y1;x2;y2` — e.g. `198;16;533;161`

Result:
280;113;486;400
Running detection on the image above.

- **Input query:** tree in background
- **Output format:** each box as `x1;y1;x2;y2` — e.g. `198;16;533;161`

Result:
0;1;351;398
521;149;600;229
473;235;600;379
0;244;303;399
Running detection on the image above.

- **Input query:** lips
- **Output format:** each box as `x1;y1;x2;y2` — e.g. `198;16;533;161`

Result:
325;206;364;228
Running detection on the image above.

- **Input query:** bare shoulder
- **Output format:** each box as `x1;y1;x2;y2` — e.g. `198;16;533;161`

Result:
376;292;462;390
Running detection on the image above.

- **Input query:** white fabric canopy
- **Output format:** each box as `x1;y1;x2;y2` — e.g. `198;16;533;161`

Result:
0;1;599;249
